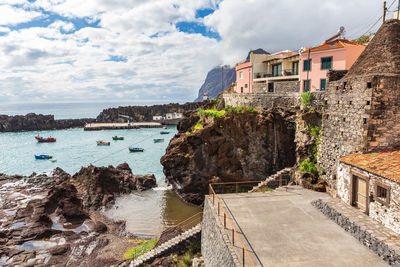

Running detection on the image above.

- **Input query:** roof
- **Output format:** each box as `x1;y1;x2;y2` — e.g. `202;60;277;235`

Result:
302;39;364;54
339;145;400;182
263;50;299;62
345;19;400;78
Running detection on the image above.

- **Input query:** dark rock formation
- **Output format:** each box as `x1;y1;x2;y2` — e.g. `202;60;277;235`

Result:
72;163;157;209
161;109;297;205
194;66;236;102
96;102;206;123
0;164;156;266
0;113;96;132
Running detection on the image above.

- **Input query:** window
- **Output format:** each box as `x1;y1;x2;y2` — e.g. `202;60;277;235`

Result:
303;59;311;71
268;83;274;92
376;183;390;207
272;63;282;77
320;79;326;91
239;71;243;80
241;87;243;93
245;84;248;88
292;61;299;75
367;82;372;88
321;57;333;70
303;80;310;91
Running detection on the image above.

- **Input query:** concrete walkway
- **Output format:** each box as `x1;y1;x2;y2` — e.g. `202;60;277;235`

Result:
219;186;388;267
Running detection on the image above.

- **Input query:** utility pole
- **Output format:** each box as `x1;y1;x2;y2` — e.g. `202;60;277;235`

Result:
383;1;387;23
397;0;400;20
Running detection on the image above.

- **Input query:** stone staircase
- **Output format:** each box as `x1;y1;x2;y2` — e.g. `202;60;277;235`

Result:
129;223;202;267
249;167;292;193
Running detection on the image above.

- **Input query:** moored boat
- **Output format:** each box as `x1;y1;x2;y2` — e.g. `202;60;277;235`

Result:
97;141;110;146
129;147;144;152
35;135;56;142
35;154;53;160
112;136;124;140
153;138;164;143
160;131;169;135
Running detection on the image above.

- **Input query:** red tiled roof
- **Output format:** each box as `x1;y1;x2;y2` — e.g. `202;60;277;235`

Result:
339;146;400;182
303;39;365;54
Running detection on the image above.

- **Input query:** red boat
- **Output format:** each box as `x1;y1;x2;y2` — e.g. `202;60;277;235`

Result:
35;135;56;142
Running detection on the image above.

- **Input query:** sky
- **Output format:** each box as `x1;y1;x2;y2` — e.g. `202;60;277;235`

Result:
0;0;390;104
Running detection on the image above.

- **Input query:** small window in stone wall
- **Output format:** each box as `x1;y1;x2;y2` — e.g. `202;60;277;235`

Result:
376;183;390;207
367;82;372;88
363;118;367;124
325;100;328;105
366;100;370;105
343;118;346;122
349;101;352;105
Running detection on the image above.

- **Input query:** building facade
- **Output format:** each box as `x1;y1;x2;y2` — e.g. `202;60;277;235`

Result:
300;39;365;92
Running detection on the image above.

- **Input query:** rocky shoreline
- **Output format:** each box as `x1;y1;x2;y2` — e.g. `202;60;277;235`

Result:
0;113;96;133
0;164;156;266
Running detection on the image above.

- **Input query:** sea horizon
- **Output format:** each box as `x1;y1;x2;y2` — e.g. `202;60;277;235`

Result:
0;100;191;120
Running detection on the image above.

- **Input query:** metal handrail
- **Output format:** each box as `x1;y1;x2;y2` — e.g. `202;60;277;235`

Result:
208;184;256;267
175;212;203;230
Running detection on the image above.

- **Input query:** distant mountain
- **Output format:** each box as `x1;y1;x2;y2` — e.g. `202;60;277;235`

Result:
194;66;235;102
195;48;269;102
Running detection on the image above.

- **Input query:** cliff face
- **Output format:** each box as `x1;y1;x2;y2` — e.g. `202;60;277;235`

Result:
161;109;297;205
96;102;207;122
0;113;95;132
194;66;235;102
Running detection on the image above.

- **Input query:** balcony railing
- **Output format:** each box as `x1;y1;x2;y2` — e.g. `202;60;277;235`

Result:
254;69;299;79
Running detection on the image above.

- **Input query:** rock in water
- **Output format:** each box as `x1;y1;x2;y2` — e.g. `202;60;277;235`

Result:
72;163;157;209
161;109;297;205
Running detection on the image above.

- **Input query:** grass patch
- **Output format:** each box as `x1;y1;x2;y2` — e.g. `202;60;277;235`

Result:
194;122;203;130
258;186;273;193
176;240;201;267
197;108;226;118
224;105;258;114
123;238;159;260
301;91;313;108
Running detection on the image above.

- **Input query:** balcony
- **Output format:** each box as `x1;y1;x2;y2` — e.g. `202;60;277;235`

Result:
254;69;299;82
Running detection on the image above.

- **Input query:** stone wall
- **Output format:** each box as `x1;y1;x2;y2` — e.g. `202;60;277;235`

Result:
201;197;240;267
337;161;400;234
253;80;300;94
222;92;300;110
318;76;373;188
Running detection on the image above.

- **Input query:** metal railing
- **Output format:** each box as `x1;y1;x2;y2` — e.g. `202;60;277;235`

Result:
174;212;203;231
254;69;299;79
208;182;259;267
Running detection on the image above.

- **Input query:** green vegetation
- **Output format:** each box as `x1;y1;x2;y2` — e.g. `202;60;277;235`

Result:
194;122;203;130
123;238;159;260
301;91;313;108
174;240;201;267
197;108;226;118
258;186;273;193
223;105;258;114
185;131;190;135
300;159;318;175
308;124;321;160
352;34;373;44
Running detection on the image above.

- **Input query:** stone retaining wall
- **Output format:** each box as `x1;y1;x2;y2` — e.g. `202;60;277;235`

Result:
222;92;300;110
312;198;400;265
201;197;240;267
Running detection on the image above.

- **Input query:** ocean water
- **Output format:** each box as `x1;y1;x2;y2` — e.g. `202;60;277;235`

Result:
0;126;201;236
0;101;171;120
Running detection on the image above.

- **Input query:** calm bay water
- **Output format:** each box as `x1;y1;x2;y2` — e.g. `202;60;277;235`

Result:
0;126;201;236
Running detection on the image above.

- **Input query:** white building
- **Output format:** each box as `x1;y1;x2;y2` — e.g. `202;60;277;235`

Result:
152;115;164;121
165;112;183;120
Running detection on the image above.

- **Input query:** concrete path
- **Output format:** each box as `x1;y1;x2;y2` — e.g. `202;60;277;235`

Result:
219;186;388;267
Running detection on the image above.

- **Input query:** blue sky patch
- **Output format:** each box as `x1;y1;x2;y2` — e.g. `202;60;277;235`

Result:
195;8;215;18
105;55;128;62
175;21;220;40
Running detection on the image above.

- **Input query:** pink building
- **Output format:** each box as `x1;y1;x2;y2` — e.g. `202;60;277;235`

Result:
300;39;365;92
235;61;253;93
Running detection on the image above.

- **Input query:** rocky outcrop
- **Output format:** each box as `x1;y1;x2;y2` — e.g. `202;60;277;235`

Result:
0;113;96;132
0;164;156;266
161;109;297;205
72;163;156;209
96;102;207;123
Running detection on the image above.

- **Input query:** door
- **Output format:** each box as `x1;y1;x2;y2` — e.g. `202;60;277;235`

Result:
352;175;368;213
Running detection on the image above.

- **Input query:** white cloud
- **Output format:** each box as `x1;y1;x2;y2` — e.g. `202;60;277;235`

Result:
0;4;43;25
0;0;381;104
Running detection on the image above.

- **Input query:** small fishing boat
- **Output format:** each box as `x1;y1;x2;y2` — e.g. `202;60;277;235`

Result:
160;131;170;135
129;147;144;152
35;155;53;160
97;141;110;146
50;158;57;162
35;135;56;142
153;138;164;143
163;126;167;129
112;136;124;140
